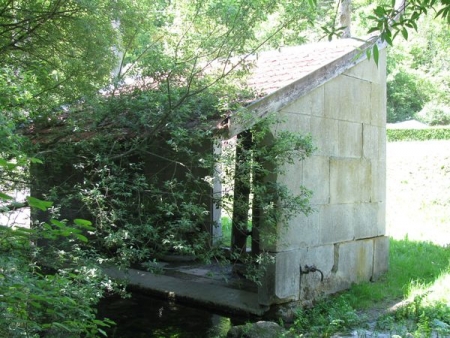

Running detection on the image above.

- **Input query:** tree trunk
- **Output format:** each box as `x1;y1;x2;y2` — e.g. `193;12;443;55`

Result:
339;0;351;38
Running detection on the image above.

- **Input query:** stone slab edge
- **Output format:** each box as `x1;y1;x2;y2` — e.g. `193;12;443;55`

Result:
103;266;268;316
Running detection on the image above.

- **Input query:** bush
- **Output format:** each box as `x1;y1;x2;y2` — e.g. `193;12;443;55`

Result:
415;102;450;126
387;128;450;142
386;70;432;123
1;158;117;338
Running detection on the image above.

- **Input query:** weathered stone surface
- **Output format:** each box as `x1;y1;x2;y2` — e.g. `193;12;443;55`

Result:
371;158;386;203
373;236;389;280
298;245;335;300
336;240;374;284
302;155;330;204
353;203;380;240
278;158;304;195
370;83;387;127
277;110;311;134
330;158;372;204
338;120;362;158
363;124;379;159
278;210;321;251
324;74;372;124
258;250;300;305
319;204;354;243
283;85;325;118
310;116;339;156
345;54;382;84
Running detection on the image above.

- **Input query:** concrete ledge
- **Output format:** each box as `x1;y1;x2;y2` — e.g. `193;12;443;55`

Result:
103;266;268;316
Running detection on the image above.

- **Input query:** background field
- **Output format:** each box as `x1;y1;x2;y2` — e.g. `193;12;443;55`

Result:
386;140;450;246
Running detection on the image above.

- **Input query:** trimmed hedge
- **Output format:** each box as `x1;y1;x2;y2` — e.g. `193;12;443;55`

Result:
387;128;450;142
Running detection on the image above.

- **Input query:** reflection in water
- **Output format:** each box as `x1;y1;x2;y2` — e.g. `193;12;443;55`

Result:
98;293;246;337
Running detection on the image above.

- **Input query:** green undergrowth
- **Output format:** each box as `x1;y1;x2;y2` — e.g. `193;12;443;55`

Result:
220;216;252;248
387;128;450;142
289;238;450;337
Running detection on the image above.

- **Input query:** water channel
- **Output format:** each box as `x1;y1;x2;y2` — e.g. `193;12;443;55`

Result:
97;293;251;337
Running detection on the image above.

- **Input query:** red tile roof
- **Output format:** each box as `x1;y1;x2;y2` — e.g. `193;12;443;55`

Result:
246;38;366;95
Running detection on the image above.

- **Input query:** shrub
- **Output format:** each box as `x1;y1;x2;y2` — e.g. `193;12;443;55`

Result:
387;128;450;142
386;70;432;123
1;158;117;338
415;102;450;126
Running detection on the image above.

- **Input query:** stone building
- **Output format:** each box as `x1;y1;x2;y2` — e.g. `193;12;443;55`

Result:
30;37;389;315
222;38;389;307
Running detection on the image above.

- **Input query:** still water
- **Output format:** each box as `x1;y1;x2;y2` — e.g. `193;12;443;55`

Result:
97;293;249;338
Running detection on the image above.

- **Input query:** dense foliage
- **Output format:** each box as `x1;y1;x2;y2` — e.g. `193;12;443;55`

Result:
349;0;450;124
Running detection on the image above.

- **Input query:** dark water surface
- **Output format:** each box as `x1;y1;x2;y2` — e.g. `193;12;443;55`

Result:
97;293;249;338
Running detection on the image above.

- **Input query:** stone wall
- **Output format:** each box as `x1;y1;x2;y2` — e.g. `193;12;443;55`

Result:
258;50;389;306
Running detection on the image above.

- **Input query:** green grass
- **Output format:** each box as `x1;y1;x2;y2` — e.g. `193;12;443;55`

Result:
347;239;450;307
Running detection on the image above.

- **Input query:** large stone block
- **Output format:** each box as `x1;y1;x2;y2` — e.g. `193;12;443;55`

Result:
298;245;335;279
277;210;320;251
373;236;389;280
353;203;379;240
370;84;387;127
276;111;311;134
338;121;362;158
330;158;372;204
303;156;330;204
319;204;354;244
283;86;325;117
324;75;371;123
377;201;386;236
310;117;338;156
319;203;383;243
298;245;335;300
336;239;374;284
371;158;386;203
363;124;379;160
279;158;304;193
258;250;301;305
344;55;381;84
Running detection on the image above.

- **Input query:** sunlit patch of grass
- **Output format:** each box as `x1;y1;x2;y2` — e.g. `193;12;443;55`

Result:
377;272;450;336
410;272;450;304
345;239;450;311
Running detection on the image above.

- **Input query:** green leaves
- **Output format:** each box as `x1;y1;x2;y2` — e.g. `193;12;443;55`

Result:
26;196;53;211
0;192;13;201
366;0;450;52
373;43;380;67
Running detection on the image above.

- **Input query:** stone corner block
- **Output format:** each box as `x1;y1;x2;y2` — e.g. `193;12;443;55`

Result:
372;236;389;280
